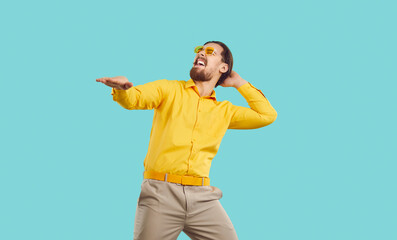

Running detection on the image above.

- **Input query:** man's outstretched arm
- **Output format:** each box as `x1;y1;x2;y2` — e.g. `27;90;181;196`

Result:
221;71;278;129
96;76;169;110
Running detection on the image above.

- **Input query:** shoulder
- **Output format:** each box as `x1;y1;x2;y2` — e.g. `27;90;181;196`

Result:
159;79;192;89
144;79;179;90
150;79;186;96
153;79;183;86
151;79;173;85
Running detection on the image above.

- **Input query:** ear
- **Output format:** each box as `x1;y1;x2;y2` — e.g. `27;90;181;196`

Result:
219;62;229;74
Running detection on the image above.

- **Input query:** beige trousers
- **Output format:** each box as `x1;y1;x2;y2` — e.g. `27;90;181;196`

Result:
133;178;239;240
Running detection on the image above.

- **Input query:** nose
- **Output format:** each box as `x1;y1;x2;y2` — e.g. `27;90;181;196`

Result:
194;50;205;63
198;50;205;57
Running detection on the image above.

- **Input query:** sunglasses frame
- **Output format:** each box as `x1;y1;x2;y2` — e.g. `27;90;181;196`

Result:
194;46;216;56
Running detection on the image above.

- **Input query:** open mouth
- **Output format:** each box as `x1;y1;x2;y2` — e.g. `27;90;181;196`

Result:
194;59;206;68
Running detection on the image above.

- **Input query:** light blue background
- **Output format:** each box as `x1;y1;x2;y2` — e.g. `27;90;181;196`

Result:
1;0;396;239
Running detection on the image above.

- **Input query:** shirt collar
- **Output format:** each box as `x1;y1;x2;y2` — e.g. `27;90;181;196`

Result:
185;79;217;100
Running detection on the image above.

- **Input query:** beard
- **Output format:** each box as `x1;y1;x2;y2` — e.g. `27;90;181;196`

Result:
190;67;212;82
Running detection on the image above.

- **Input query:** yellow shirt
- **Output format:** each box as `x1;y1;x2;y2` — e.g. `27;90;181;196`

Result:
111;79;277;178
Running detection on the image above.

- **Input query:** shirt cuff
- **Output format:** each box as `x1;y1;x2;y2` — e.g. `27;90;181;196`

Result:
111;88;131;103
111;88;123;95
111;87;130;95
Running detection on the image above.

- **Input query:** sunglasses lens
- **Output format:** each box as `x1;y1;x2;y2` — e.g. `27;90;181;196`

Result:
194;46;203;53
205;47;214;55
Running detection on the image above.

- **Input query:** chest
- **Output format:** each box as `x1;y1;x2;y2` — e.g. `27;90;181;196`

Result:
158;89;230;137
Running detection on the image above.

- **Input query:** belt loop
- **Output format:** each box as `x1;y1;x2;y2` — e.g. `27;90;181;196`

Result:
165;173;168;182
202;177;204;186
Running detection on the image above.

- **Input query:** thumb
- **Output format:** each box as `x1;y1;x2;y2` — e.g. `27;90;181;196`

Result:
123;82;134;89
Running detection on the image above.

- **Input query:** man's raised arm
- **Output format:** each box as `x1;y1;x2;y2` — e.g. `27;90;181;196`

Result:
96;76;169;110
221;71;278;129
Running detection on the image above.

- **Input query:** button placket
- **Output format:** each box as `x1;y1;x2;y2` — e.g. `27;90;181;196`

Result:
187;97;201;175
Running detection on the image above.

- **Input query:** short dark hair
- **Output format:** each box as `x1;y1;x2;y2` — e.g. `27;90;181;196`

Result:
203;41;233;88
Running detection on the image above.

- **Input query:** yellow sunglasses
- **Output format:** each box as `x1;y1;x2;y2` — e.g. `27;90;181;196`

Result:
194;46;216;55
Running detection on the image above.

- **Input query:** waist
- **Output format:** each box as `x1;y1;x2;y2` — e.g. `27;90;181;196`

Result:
143;170;210;186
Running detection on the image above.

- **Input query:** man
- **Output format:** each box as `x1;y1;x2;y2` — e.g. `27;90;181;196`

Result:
96;41;277;240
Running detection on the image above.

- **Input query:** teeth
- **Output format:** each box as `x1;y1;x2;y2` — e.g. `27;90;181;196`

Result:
198;60;205;66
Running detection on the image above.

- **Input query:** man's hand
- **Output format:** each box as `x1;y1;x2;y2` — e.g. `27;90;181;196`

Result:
96;76;133;90
220;70;248;89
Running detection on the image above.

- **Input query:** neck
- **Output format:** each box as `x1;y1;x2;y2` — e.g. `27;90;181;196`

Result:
193;77;218;97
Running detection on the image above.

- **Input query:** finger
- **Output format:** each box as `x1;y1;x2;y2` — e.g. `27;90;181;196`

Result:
104;81;121;87
97;77;112;82
98;79;118;87
97;79;110;84
104;78;121;84
122;83;130;90
97;78;125;89
96;78;108;82
99;78;119;84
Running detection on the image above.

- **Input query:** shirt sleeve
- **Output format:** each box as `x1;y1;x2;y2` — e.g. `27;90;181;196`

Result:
110;79;170;110
228;82;277;129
